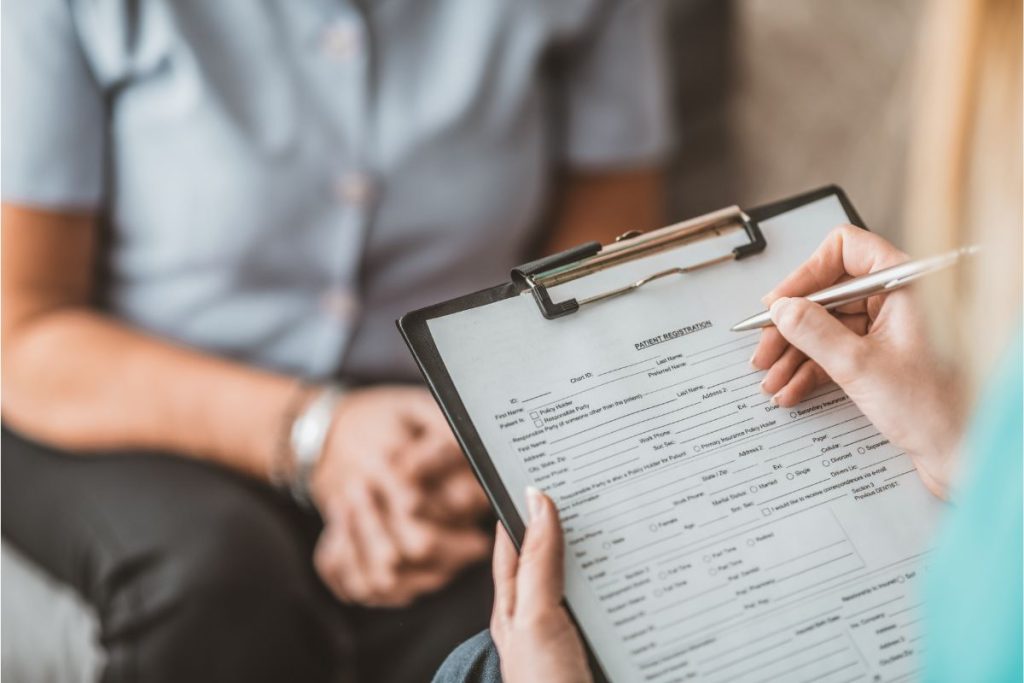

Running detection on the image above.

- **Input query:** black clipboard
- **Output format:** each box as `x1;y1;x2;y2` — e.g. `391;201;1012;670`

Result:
397;185;865;682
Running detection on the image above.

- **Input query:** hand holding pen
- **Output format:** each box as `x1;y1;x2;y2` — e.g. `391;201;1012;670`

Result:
746;225;968;498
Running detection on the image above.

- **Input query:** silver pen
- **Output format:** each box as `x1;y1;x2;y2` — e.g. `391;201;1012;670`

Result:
730;246;979;332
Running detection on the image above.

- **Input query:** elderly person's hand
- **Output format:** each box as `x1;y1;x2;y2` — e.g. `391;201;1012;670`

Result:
490;488;591;683
751;225;966;498
311;386;491;607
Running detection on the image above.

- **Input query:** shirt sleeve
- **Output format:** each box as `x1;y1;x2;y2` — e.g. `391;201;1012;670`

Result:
558;0;673;169
2;0;107;209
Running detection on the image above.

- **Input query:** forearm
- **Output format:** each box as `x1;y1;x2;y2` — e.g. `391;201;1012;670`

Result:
2;308;295;480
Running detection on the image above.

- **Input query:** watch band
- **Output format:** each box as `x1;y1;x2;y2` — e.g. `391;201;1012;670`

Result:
284;384;344;506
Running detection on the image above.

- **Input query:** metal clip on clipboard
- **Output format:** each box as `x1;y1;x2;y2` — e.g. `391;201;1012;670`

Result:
511;205;767;319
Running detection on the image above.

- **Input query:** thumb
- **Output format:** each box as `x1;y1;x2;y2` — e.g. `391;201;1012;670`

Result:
516;487;565;619
770;297;867;387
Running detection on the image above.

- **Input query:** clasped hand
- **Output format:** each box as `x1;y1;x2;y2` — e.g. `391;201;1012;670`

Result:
310;386;491;607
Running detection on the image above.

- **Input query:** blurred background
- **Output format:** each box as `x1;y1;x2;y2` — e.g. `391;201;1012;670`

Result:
668;0;921;241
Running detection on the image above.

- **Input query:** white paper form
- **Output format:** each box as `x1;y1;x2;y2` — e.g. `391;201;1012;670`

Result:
428;196;942;683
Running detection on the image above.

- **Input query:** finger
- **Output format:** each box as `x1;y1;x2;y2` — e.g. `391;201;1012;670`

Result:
771;359;831;407
400;435;466;483
336;498;372;603
399;388;452;436
762;225;910;303
390;514;492;571
751;326;789;370
769;298;869;388
348;485;404;600
314;509;361;603
428;525;493;573
492;522;518;621
516;488;565;620
760;345;806;396
430;469;490;520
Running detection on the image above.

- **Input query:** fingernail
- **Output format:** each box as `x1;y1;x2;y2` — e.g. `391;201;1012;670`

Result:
749;354;758;369
525;486;544;522
769;393;780;406
769;297;792;323
760;378;770;394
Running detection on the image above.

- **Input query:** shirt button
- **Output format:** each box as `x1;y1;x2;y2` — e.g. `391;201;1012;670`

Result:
321;20;362;61
320;287;360;321
334;173;375;206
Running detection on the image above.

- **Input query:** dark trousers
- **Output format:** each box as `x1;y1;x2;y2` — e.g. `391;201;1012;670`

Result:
1;427;492;683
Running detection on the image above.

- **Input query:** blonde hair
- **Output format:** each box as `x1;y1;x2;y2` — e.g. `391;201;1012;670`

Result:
906;0;1023;397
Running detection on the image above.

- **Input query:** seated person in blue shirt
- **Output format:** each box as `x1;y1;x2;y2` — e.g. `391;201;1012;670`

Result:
0;1;671;681
434;0;1022;681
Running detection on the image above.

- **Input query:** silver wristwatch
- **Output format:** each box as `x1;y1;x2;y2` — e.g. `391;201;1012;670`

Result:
287;385;345;505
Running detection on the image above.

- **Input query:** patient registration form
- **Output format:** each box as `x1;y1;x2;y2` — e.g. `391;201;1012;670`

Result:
428;196;941;683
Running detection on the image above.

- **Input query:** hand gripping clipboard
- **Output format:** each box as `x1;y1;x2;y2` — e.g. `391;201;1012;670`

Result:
398;185;866;682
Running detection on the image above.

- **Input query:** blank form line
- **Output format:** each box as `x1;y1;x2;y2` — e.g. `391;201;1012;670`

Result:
708;471;772;496
772;568;867;604
775;553;856;583
592;456;736;500
702;639;792;674
888;602;924;618
554;400;678;445
762;539;847;570
700;515;729;527
788;452;831;467
536;366;666;409
522;391;551;403
845;595;904;619
795;386;844;405
690;341;759;366
556;414;699;459
771;552;929;607
632;494;850;571
577;457;639;481
766;442;816;461
597;357;659;376
844;433;884;448
553;404;698;454
791;660;858;683
573;446;639;469
687;333;760;357
759;478;830;504
693;402;854;458
862;452;906;469
832;423;874;440
659;597;736;630
603;507;676;535
677;417;753;442
674;412;745;437
769;414;866;450
718;643;848;683
745;647;851;683
706;370;762;389
883;469;917;482
661;605;843;657
651;583;731;615
730;379;765;392
700;629;791;663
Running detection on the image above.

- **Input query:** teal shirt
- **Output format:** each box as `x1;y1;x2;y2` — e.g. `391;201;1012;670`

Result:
926;334;1023;682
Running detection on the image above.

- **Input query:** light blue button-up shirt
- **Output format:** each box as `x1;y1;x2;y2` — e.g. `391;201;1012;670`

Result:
2;0;670;381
